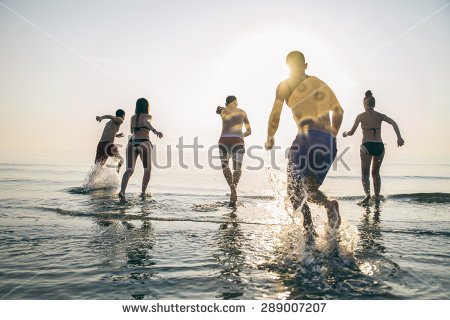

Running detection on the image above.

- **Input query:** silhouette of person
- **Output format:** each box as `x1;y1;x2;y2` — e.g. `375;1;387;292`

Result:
216;96;252;206
265;51;344;231
119;98;163;202
94;109;125;173
342;90;404;205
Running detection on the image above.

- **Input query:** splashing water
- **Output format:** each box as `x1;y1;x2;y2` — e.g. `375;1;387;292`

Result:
267;160;359;254
264;172;361;300
268;161;294;217
81;163;120;191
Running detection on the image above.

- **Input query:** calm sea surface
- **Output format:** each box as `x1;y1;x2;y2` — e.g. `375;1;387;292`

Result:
0;152;449;299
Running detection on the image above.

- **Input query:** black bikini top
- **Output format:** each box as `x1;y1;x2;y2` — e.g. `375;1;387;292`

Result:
133;126;150;132
363;127;381;137
133;113;151;132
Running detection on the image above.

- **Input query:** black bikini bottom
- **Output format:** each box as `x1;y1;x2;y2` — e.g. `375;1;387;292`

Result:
129;139;152;147
362;142;385;156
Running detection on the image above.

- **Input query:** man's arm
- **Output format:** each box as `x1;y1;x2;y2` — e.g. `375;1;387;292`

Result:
331;104;344;137
324;85;344;137
265;83;285;150
316;81;344;136
96;115;123;125
382;114;404;146
343;115;360;137
243;111;252;137
216;106;225;115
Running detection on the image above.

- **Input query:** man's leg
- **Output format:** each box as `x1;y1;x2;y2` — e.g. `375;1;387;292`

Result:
303;176;340;229
96;158;107;166
95;142;107;166
229;150;244;206
287;141;316;229
95;152;107;167
287;169;313;229
116;155;124;173
289;183;313;228
220;150;236;205
102;142;118;167
220;155;233;188
231;150;244;187
111;145;124;173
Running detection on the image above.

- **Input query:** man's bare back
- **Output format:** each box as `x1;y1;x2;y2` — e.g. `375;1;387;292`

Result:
276;75;342;135
95;111;125;172
220;107;248;137
99;119;122;142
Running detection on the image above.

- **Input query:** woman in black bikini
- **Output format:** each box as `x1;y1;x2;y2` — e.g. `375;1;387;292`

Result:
343;90;404;204
119;98;163;202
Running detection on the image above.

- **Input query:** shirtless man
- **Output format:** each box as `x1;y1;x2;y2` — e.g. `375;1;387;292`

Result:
216;96;252;206
343;90;404;204
95;109;125;173
265;51;344;230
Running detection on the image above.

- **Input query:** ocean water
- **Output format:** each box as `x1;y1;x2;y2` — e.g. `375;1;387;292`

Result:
0;152;449;300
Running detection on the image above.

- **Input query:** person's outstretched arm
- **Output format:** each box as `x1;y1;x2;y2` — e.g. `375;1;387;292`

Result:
265;84;285;150
143;118;163;139
243;111;252;137
96;115;124;125
343;115;360;137
382;114;404;146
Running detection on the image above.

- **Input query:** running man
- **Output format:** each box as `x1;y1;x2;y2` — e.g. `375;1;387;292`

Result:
94;109;125;173
265;51;344;230
216;96;252;206
343;90;404;205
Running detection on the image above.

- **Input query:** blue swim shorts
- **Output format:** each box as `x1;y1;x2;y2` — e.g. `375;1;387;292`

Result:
287;130;337;186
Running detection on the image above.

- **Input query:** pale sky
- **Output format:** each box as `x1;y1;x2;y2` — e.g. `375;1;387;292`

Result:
1;0;449;159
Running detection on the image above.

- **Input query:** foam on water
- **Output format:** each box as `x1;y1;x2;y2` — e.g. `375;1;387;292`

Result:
266;163;360;267
66;163;119;194
80;164;119;191
268;165;293;218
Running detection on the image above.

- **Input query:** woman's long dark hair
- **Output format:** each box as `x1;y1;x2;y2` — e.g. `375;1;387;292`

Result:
135;98;150;128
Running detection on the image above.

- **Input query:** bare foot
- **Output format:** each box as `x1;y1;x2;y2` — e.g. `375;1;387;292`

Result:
118;191;127;203
357;195;371;206
326;200;341;229
140;192;152;199
230;185;237;206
